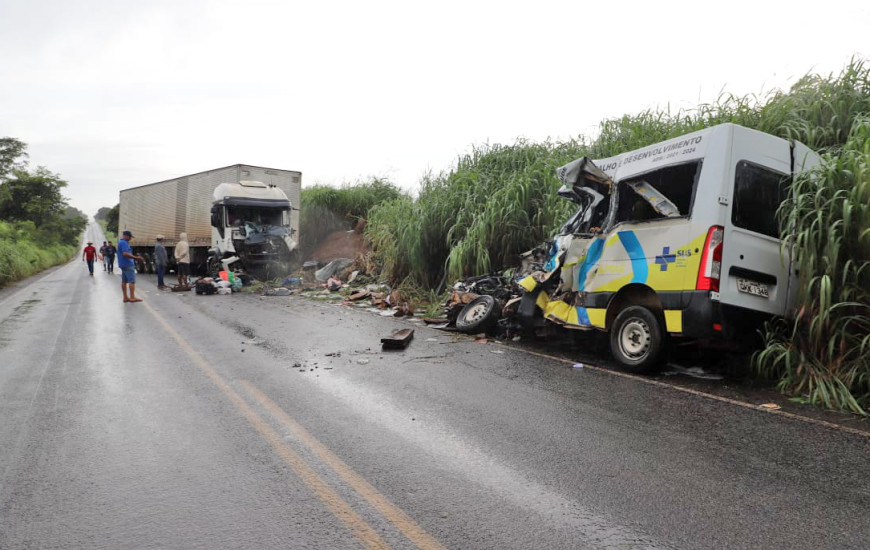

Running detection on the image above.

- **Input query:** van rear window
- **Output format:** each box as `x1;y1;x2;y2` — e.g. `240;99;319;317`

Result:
732;161;790;239
614;161;701;223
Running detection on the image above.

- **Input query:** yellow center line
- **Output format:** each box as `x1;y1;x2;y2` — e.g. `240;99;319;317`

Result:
240;381;449;550
142;301;392;550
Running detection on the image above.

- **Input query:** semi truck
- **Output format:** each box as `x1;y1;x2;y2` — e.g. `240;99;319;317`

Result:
118;164;302;277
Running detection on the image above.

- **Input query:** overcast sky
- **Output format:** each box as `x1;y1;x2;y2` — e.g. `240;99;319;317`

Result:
1;0;868;217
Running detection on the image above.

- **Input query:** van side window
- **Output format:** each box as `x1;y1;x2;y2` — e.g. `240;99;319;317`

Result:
732;161;789;238
614;161;701;224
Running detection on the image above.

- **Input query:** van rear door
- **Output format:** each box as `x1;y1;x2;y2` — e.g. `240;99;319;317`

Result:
720;127;792;317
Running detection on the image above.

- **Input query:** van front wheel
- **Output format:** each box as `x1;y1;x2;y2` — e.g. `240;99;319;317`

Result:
610;306;665;373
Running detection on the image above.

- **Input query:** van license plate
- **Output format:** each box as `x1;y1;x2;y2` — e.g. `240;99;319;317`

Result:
737;278;769;298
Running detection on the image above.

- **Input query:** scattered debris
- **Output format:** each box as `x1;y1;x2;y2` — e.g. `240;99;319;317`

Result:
356;358;370;365
325;351;341;357
326;277;343;291
264;287;291;296
348;290;371;301
315;258;354;282
381;328;414;350
573;363;584;369
490;349;504;354
475;337;488;344
759;403;782;411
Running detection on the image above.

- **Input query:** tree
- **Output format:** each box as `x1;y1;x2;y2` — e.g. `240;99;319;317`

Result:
105;203;119;235
94;206;112;221
0;167;70;227
0;137;28;180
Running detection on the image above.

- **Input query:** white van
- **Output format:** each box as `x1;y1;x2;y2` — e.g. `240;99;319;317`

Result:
516;123;820;371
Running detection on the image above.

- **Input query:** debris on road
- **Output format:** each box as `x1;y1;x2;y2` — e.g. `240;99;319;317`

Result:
348;290;371;301
264;287;292;296
381;328;414;350
759;403;782;411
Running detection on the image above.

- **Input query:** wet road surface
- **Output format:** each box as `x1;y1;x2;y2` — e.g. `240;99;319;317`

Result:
1;224;869;549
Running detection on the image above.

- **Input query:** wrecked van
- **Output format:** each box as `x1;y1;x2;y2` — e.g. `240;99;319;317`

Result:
510;123;820;372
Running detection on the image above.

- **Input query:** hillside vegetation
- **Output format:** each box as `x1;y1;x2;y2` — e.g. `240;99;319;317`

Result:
0;140;87;287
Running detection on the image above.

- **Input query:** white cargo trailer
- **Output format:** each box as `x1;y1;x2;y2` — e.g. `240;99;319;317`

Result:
118;164;301;273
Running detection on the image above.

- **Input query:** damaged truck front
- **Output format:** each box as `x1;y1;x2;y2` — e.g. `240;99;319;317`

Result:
454;123;820;373
209;181;298;277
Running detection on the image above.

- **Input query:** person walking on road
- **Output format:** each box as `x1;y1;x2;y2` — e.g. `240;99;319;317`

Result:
100;241;109;271
174;232;190;287
82;241;97;276
105;241;116;273
154;235;168;289
118;230;145;302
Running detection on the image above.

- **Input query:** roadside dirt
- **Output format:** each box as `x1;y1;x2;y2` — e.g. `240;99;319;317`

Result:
305;230;366;263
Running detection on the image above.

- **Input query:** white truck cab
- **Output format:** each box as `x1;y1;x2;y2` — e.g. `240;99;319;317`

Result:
209;180;298;274
519;123;820;371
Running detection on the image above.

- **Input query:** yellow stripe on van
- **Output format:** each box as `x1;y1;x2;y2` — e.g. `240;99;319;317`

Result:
535;290;549;310
587;308;606;328
518;275;538;292
664;310;682;333
544;300;572;324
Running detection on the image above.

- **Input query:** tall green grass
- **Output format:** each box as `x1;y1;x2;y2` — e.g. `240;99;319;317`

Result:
367;59;869;286
0;220;78;287
755;117;870;414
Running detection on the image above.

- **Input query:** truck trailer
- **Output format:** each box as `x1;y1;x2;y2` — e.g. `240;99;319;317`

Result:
118;164;302;276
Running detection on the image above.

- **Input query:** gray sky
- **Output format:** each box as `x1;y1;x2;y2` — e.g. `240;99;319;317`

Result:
1;0;868;217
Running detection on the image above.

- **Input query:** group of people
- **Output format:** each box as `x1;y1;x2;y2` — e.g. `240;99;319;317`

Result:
82;231;191;303
81;241;118;275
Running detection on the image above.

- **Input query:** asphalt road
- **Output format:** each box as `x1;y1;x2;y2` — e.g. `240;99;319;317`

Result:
1;224;868;549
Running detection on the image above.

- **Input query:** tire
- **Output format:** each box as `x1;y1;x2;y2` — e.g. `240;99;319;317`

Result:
610;306;666;373
456;295;501;334
207;256;221;278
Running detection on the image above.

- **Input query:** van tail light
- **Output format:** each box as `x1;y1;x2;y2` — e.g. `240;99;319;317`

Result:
697;225;724;292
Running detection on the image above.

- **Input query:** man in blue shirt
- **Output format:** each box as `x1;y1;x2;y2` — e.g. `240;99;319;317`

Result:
118;230;145;303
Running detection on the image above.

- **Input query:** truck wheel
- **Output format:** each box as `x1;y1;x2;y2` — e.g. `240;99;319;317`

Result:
456;295;501;334
207;257;221;277
610;306;666;373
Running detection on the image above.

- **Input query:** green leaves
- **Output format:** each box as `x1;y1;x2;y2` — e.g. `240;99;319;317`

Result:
755;116;870;415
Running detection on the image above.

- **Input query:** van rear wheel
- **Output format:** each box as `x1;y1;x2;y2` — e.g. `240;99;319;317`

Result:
610;306;665;373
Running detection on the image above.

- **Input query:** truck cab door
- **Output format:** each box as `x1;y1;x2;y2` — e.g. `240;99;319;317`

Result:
720;128;792;317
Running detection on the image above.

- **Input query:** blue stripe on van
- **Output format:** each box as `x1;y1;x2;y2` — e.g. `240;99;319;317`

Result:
575;306;590;325
577;238;605;290
617;231;648;283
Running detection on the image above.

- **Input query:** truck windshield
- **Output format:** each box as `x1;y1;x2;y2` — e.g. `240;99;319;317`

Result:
227;206;288;227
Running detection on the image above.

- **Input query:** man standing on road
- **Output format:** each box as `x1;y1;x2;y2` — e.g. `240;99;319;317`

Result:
174;231;190;287
154;235;168;289
118;230;144;303
82;241;97;276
